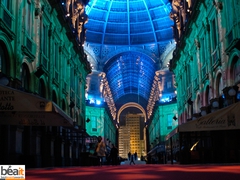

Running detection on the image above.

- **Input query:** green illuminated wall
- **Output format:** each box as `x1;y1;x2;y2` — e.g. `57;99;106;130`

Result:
148;102;178;147
170;0;240;124
85;106;117;145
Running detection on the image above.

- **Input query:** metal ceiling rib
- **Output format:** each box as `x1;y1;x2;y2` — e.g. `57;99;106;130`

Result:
142;0;157;43
102;0;113;44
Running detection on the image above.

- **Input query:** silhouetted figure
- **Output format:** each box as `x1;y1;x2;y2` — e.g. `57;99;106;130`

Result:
130;154;135;165
110;144;118;165
134;152;137;161
128;152;131;160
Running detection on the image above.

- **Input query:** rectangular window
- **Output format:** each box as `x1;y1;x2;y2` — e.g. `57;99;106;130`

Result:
2;0;11;10
193;54;198;84
42;24;47;56
167;81;171;89
62;55;67;90
54;43;59;81
211;19;218;50
167;114;172;127
201;37;206;64
200;37;207;79
55;43;59;71
91;116;97;129
225;0;233;30
70;66;75;93
26;1;32;36
187;64;191;85
91;83;96;91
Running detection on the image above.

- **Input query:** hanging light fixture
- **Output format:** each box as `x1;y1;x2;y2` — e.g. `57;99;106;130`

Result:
228;87;237;97
212;100;219;108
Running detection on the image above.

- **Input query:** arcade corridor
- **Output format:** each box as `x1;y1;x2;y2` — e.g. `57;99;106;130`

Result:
1;0;240;174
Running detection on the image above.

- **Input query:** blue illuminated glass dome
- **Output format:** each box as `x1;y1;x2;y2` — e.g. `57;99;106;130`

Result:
84;0;174;107
85;0;173;45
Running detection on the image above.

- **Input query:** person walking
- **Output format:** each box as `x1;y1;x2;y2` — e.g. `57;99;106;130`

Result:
130;154;135;165
110;143;118;165
95;136;106;166
128;152;131;161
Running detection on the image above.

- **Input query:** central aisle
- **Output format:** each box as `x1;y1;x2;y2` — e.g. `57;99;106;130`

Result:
26;164;240;180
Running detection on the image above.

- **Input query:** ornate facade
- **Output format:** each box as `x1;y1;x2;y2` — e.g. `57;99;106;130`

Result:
170;0;240;125
168;0;240;164
0;0;92;168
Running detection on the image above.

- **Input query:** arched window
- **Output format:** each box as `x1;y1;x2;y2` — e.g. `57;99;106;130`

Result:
21;63;30;90
206;85;210;105
52;90;57;104
39;79;46;98
0;43;9;74
216;73;224;108
197;94;201;113
62;99;66;111
75;112;78;124
216;73;223;97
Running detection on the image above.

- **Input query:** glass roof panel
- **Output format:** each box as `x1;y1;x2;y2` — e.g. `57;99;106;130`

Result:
129;11;150;22
108;12;128;22
130;22;152;33
104;34;128;45
110;2;127;11
86;20;105;33
87;9;106;21
85;31;103;43
130;33;155;44
129;1;146;11
106;23;128;34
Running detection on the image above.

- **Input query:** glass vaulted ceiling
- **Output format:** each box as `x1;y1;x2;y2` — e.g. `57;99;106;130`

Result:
104;52;156;102
85;0;173;45
84;0;173;105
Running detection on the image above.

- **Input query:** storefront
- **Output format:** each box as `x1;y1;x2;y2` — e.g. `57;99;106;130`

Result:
0;85;73;126
0;85;89;168
165;102;240;164
147;143;165;164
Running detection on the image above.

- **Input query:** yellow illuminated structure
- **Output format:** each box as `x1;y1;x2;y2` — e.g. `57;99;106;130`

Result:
118;126;130;159
124;113;146;159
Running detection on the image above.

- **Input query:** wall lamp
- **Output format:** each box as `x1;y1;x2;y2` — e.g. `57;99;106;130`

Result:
187;98;193;105
69;101;75;108
86;118;90;123
0;73;9;85
173;115;178;121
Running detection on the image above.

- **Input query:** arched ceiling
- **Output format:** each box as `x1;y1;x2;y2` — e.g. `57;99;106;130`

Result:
104;51;156;103
84;0;174;107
